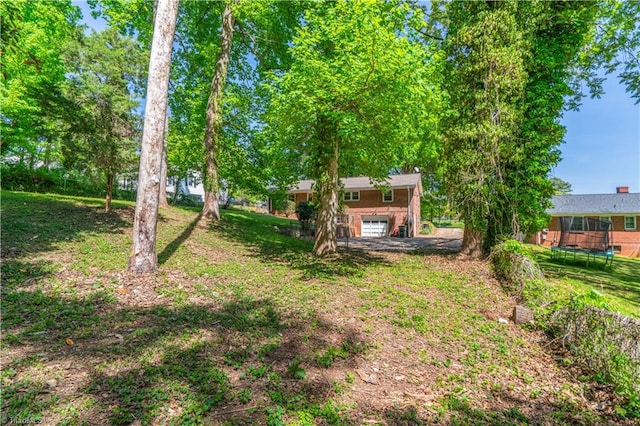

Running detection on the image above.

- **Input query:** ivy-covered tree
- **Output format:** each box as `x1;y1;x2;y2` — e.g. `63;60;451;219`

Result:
266;0;442;256
439;0;600;256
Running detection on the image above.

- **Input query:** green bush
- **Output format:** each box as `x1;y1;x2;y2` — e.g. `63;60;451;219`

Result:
420;221;435;235
551;298;640;416
491;240;640;417
0;165;116;198
295;200;316;223
0;165;56;192
490;240;545;303
281;199;296;217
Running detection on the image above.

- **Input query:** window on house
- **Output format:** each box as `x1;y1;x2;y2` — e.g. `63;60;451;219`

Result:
307;193;314;202
338;215;350;224
288;194;295;202
382;190;393;203
599;216;611;230
343;191;360;202
625;216;637;230
570;216;584;231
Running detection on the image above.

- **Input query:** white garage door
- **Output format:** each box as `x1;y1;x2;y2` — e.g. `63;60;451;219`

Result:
362;216;388;237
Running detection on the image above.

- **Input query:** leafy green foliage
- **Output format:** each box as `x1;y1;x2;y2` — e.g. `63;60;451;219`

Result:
61;27;145;206
0;164;134;199
550;177;573;195
438;1;600;253
575;0;640;103
490;240;546;303
295;200;316;223
0;0;80;157
266;1;441;182
264;0;443;254
489;243;640;416
553;300;640;416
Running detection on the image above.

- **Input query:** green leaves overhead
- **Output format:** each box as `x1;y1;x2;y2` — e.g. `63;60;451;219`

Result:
265;0;443;184
263;0;444;255
577;0;640;103
0;0;80;154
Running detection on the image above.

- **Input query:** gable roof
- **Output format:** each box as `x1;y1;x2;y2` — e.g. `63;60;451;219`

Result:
291;174;422;196
548;193;640;215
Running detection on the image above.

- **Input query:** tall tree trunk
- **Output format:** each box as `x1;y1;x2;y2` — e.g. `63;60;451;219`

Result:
459;226;483;258
313;122;339;257
105;171;114;213
158;115;170;208
202;1;235;221
128;0;179;273
171;176;181;204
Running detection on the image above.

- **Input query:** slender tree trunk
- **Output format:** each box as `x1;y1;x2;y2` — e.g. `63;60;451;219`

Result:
313;122;339;257
105;171;114;213
158;115;170;208
128;0;179;273
171;176;181;204
202;1;235;221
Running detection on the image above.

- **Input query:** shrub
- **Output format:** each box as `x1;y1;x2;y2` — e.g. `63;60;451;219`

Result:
0;165;55;192
551;296;640;416
490;239;545;303
281;199;296;217
420;221;435;235
491;240;640;417
0;165;106;197
295;200;316;223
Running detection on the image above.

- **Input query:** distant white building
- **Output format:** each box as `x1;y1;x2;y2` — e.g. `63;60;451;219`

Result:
119;172;232;205
166;176;205;203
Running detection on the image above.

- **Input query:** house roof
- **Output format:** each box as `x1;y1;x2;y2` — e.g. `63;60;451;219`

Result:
291;173;423;195
548;193;640;215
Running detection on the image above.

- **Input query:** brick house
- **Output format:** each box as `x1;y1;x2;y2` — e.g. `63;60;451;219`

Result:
274;174;423;237
539;187;640;257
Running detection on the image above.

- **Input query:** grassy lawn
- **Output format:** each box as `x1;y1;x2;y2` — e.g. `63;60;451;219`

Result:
530;245;640;319
1;190;637;425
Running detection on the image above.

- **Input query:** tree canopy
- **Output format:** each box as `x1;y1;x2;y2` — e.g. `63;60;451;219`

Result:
63;27;146;212
0;0;80;156
3;0;638;262
264;0;443;255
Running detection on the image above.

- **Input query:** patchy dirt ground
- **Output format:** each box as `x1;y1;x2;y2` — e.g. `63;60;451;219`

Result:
1;197;633;425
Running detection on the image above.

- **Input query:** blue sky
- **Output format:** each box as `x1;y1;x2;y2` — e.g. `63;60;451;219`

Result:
75;1;639;195
556;77;639;195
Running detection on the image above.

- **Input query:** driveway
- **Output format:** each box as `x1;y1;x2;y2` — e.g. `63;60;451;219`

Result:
338;227;463;253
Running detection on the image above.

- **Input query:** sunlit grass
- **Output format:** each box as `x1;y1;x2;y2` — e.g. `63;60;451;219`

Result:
2;190;636;424
530;245;640;318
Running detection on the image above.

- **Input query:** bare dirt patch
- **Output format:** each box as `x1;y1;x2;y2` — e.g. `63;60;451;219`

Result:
2;199;632;425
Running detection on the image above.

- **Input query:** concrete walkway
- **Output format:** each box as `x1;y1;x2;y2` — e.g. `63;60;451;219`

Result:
338;227;463;253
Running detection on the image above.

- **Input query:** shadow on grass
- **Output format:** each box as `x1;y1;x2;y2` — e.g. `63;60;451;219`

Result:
157;213;203;265
1;277;371;424
213;209;393;279
358;392;600;425
1;191;132;259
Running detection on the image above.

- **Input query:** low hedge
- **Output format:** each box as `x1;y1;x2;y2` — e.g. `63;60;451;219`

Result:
490;239;639;417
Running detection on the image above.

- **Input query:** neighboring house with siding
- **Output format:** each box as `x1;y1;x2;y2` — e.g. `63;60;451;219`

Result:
271;174;423;237
539;187;640;257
